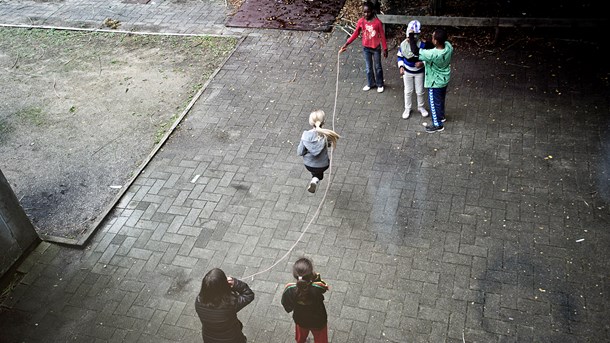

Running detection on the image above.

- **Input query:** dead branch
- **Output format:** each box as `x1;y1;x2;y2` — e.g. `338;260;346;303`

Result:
92;134;121;156
53;77;60;98
335;24;354;37
11;54;20;69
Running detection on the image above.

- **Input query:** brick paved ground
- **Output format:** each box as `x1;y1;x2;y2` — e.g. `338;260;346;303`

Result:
0;1;609;342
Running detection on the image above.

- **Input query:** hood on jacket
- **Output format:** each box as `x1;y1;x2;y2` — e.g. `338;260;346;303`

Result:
301;130;326;157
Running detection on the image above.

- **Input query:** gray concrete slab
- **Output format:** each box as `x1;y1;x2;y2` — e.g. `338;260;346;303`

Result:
0;0;609;342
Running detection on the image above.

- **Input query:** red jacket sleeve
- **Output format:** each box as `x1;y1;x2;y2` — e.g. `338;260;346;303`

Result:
377;18;387;50
345;18;363;46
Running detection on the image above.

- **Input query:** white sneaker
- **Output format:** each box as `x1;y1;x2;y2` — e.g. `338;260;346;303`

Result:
362;85;371;91
377;86;384;93
418;107;429;117
307;177;319;193
402;109;411;119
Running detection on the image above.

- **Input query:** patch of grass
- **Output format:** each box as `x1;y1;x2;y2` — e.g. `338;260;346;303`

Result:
189;83;203;97
0;272;24;305
154;113;180;144
1;27;239;146
0;119;14;138
0;28;238;73
0;26;239;241
16;107;45;126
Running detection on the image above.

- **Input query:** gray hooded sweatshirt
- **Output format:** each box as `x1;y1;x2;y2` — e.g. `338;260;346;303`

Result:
297;129;329;168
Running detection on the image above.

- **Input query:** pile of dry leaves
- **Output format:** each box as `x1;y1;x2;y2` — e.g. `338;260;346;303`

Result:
225;0;383;32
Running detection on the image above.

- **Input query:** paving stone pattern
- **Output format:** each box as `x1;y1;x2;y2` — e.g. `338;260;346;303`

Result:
0;0;609;342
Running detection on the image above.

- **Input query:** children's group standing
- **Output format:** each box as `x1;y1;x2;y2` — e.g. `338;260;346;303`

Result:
339;1;454;134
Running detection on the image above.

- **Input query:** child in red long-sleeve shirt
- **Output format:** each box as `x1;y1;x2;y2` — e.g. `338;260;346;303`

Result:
340;1;388;93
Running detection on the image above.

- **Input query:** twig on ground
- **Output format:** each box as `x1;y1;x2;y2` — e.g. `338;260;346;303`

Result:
11;53;20;69
98;55;102;76
501;37;527;52
53;77;60;98
505;62;530;68
92;134;122;156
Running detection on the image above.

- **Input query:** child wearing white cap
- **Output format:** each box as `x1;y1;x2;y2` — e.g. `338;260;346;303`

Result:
397;20;433;119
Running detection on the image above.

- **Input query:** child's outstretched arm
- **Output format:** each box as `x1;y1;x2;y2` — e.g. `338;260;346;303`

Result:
340;19;362;53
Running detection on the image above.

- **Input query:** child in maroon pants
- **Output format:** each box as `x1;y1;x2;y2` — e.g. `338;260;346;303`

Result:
281;258;330;343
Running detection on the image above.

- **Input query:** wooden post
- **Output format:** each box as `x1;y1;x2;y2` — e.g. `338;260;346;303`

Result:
430;0;443;16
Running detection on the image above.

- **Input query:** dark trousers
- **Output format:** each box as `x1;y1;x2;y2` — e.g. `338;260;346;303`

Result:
363;46;384;88
428;86;447;127
305;165;328;181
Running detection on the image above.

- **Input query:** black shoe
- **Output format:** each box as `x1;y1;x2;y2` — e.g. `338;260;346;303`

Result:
425;125;444;133
441;118;446;123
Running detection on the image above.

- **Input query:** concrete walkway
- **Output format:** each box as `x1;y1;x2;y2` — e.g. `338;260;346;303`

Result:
1;0;609;342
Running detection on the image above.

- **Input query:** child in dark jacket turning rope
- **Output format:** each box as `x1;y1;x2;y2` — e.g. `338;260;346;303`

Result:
297;110;340;194
195;268;255;343
282;257;330;343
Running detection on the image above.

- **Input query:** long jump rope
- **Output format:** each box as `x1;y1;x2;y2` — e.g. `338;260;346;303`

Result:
242;50;342;281
2;21;341;282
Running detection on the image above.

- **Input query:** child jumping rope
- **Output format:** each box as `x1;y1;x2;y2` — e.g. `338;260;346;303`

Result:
282;257;330;343
297;110;340;193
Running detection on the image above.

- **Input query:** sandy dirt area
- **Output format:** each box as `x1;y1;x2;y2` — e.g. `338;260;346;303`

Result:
0;28;237;243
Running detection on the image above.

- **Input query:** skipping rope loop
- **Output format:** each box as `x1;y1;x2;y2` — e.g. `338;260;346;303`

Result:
242;50;342;281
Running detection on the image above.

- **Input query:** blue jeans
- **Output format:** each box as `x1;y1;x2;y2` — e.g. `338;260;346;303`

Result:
428;87;447;127
362;46;383;88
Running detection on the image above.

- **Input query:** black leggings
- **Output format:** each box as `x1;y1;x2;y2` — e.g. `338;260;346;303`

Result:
305;165;329;181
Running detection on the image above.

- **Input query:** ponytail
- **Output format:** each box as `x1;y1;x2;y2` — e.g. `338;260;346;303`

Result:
296;275;312;304
293;257;315;304
309;110;340;147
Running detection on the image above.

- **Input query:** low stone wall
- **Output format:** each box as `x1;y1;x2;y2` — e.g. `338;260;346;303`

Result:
0;169;39;278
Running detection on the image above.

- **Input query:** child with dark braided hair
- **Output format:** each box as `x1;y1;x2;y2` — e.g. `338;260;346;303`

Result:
281;257;330;343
